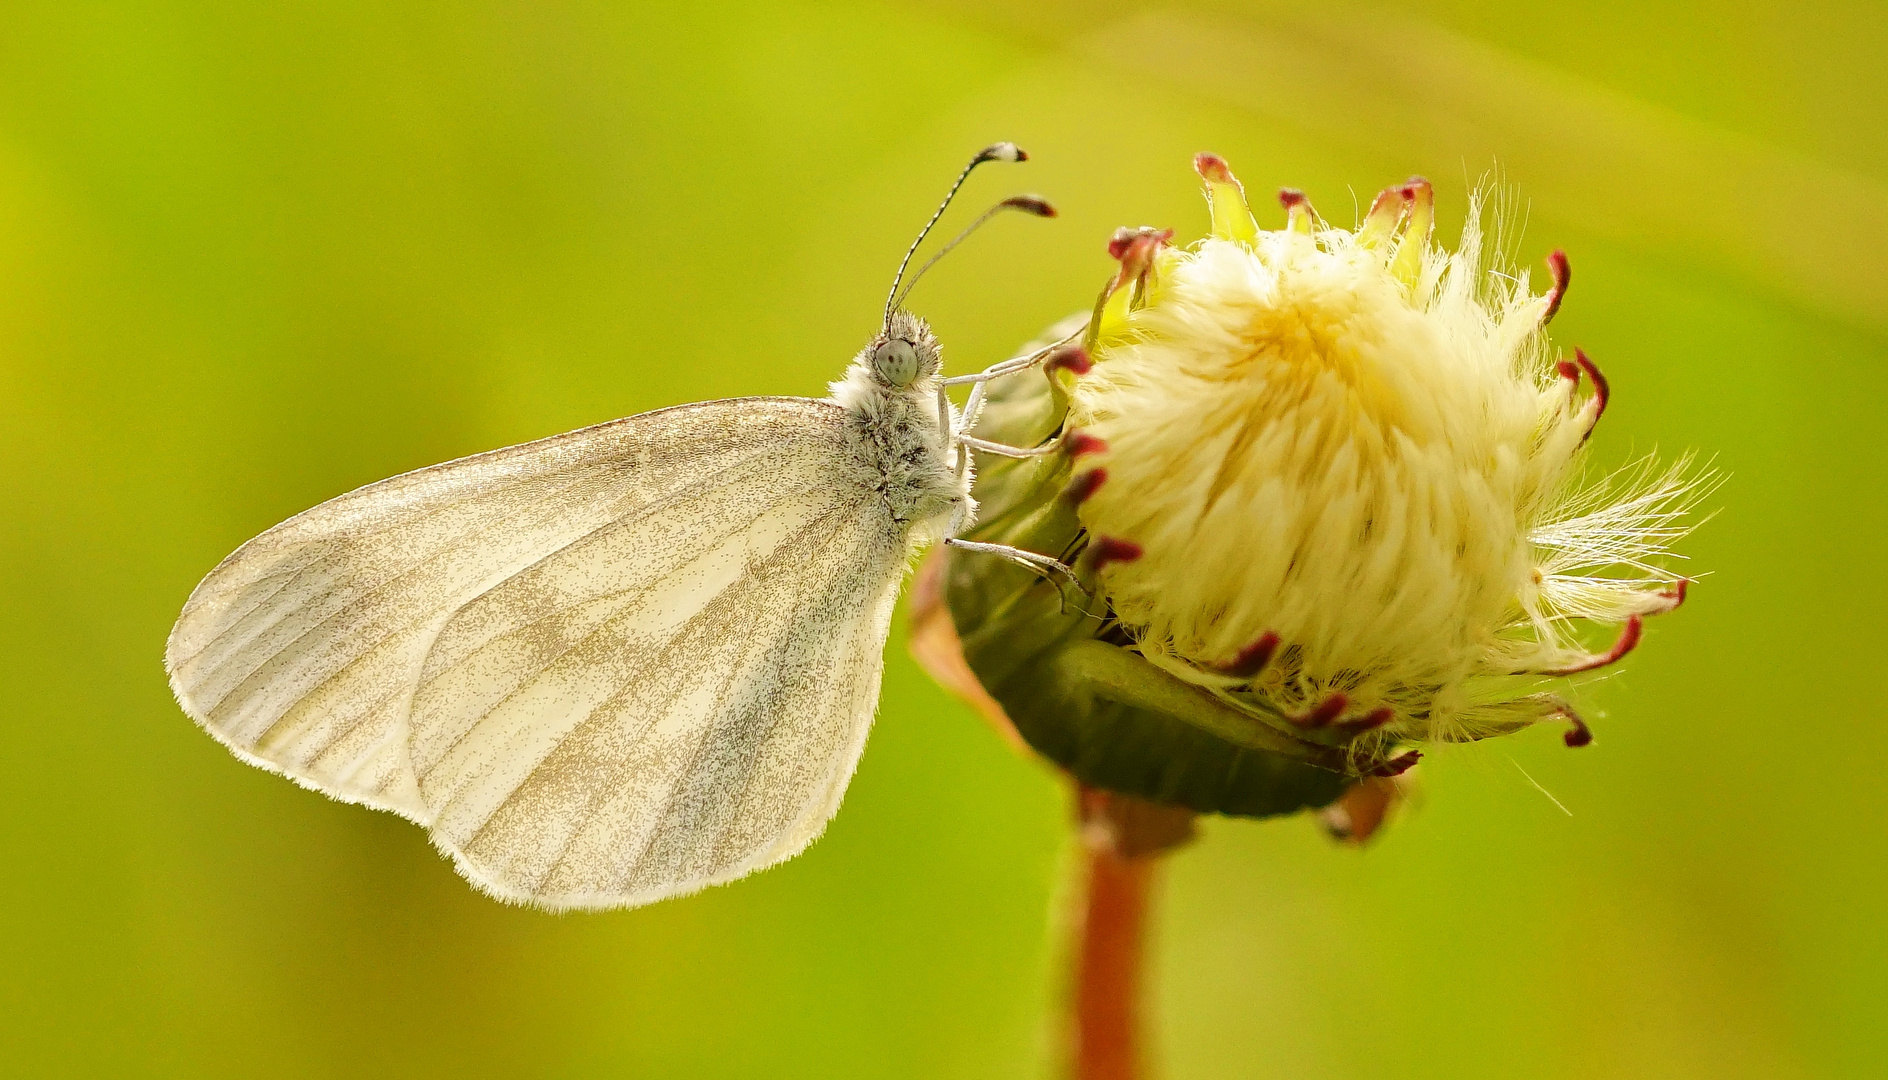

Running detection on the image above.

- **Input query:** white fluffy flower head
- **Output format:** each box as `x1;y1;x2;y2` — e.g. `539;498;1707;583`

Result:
1066;155;1708;754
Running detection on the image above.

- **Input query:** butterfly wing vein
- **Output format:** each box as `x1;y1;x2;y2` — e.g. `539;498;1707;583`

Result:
166;397;909;910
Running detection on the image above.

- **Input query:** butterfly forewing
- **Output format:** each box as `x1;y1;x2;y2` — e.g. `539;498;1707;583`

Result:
168;396;908;909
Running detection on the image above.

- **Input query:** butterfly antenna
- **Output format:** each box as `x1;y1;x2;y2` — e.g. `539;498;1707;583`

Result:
884;142;1030;328
890;195;1056;313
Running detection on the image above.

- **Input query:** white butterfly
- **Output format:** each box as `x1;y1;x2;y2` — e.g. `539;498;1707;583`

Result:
166;144;1080;911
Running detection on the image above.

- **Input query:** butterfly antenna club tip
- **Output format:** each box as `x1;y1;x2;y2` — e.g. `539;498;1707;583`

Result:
889;194;1059;312
1002;194;1056;217
885;142;1034;326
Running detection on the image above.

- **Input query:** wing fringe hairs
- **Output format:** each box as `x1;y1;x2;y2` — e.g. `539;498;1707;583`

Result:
168;397;911;911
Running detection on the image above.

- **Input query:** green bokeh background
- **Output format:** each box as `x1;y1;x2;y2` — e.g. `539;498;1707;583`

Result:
3;2;1882;1077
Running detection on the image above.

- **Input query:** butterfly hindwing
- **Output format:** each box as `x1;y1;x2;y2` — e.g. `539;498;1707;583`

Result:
167;396;909;908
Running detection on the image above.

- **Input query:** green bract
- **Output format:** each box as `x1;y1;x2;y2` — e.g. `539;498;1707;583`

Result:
922;317;1350;818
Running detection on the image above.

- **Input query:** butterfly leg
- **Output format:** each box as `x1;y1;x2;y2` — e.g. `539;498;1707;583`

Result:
960;378;991;432
936;322;1088;466
936;389;1069;476
945;537;1079;586
935;361;1012;454
944;537;1096;614
957;431;1069;458
938;325;1083;390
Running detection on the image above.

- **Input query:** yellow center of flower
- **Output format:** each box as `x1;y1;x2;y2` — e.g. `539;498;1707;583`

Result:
1064;159;1705;745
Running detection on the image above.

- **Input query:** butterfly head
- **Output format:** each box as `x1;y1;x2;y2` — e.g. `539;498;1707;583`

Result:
853;143;1046;393
867;311;941;388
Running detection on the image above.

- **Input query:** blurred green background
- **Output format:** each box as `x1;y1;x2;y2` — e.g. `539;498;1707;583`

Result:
3;1;1882;1077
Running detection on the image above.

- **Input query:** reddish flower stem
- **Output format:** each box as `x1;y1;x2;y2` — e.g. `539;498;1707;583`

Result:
1071;844;1155;1080
1067;787;1191;1080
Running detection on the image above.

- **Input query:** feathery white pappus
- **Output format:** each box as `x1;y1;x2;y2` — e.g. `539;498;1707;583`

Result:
164;144;1067;911
1068;156;1712;752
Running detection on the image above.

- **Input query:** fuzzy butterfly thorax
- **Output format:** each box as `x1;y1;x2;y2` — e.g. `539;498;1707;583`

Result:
830;310;974;536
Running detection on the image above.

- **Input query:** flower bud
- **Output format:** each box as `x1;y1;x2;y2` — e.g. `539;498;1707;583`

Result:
1067;155;1710;758
914;154;1711;822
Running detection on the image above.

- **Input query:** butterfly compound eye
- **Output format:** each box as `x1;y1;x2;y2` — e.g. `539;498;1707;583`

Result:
872;339;921;386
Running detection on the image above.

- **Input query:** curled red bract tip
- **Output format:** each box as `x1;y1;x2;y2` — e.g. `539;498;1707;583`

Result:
1564;717;1594;748
1213;632;1280;679
1573;348;1610;434
1338;707;1395;735
1658;578;1691;612
1065;469;1107;505
1090;537;1143;572
1105;227;1174;294
1547;615;1643;676
1550;700;1595;747
1048;344;1093;376
1369;751;1421;778
1107;227;1138;261
1365;186;1408;218
1193;152;1235;184
1542;250;1571;323
1066;432;1108;457
1292;694;1348;729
